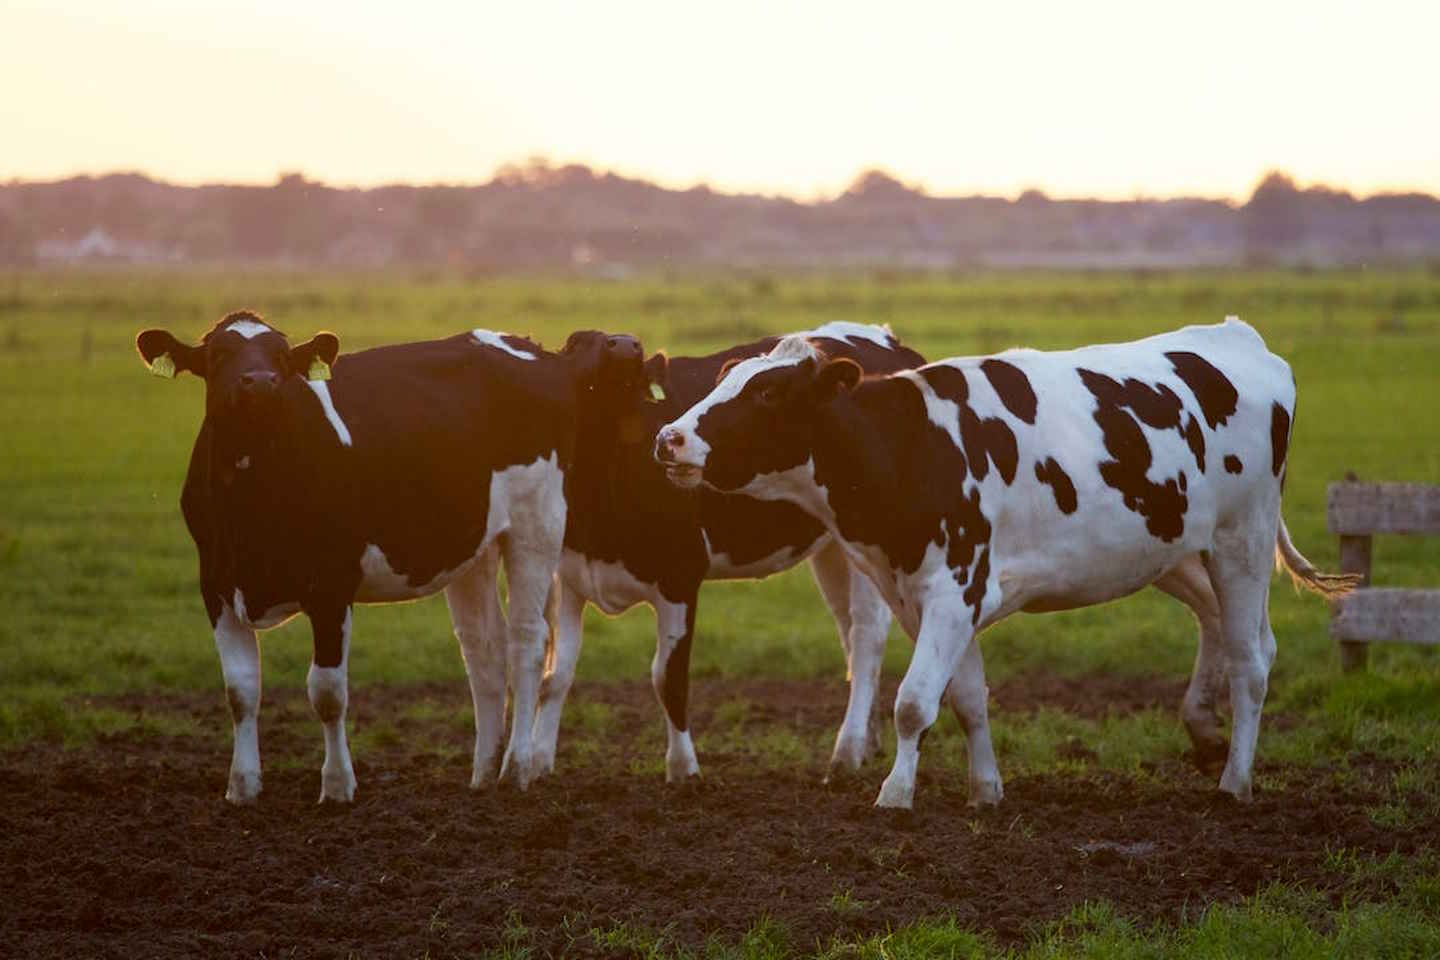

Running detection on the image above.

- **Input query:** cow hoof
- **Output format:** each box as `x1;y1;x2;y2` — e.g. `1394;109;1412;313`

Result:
1219;771;1253;803
499;753;534;791
828;736;869;775
318;775;356;804
874;776;914;810
664;763;701;784
1190;739;1230;778
531;749;557;779
968;777;1004;808
225;772;261;805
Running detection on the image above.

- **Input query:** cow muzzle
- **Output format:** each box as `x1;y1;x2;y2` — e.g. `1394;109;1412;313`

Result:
653;426;704;488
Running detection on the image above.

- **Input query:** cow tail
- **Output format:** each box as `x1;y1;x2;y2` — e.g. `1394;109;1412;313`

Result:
1274;516;1364;600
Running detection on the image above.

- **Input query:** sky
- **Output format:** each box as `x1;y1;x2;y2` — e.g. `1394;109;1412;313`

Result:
3;0;1438;201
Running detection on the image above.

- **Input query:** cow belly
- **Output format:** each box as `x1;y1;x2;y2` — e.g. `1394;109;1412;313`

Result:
354;542;471;603
999;543;1193;617
231;589;302;630
560;549;658;614
354;453;564;605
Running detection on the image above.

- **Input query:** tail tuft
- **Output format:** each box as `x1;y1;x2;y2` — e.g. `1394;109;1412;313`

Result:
1274;517;1364;601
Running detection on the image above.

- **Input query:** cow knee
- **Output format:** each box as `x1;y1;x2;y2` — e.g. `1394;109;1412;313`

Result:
895;696;937;742
225;684;258;724
307;664;347;723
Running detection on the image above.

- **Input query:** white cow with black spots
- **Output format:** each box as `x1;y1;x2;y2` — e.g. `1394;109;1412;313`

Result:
655;317;1358;809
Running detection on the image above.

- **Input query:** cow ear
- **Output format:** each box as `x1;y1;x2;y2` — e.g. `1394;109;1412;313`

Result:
644;352;670;402
291;332;340;381
814;357;862;399
136;329;205;379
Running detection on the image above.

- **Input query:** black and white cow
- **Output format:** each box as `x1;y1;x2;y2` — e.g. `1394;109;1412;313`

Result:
532;323;924;781
136;311;653;803
656;317;1359;808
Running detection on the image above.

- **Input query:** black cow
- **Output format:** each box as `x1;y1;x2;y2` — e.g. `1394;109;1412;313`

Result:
136;311;652;803
529;322;925;781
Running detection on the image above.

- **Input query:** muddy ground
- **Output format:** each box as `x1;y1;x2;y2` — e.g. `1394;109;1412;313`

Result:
2;675;1432;958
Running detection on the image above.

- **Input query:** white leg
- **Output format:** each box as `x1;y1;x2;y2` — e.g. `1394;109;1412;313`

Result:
877;600;973;809
845;563;890;764
532;581;585;776
214;607;262;804
499;534;563;789
445;544;508;788
1204;519;1278;802
944;638;1003;806
1152;553;1230;774
810;543;889;775
653;599;700;781
307;607;356;803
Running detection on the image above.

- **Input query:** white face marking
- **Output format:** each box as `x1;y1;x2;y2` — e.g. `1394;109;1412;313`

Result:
803;321;894;347
225;319;272;339
471;329;537;361
305;380;353;447
661;335;818;470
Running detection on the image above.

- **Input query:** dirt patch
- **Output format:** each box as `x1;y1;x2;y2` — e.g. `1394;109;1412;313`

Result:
3;677;1430;957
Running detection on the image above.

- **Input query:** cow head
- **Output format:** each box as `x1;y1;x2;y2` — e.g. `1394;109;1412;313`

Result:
136;311;340;423
562;330;667;442
654;336;861;492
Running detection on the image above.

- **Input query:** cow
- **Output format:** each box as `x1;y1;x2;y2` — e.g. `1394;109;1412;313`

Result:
531;322;924;782
655;317;1360;809
135;310;654;803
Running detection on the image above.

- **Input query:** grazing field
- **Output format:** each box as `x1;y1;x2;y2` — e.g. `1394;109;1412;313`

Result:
1;268;1438;957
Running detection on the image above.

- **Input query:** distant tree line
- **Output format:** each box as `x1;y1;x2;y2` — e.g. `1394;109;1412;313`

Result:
2;162;1437;269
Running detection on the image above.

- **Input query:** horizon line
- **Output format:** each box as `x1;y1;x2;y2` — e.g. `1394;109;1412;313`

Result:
6;163;1437;207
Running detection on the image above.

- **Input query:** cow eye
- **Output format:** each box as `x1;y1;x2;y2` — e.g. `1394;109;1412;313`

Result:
757;385;781;406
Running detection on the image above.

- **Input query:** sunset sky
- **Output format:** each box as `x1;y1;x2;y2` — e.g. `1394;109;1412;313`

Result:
4;0;1437;201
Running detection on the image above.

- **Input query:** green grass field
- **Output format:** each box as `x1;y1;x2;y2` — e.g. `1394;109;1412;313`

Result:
2;267;1438;956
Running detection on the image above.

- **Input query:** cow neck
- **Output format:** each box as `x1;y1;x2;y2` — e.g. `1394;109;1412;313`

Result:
201;392;315;513
809;382;898;504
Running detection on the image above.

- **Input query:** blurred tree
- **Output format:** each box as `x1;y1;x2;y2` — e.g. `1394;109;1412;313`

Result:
1243;170;1304;259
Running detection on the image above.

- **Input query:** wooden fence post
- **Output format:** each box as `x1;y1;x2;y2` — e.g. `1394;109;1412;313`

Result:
1337;470;1371;672
1337;533;1373;672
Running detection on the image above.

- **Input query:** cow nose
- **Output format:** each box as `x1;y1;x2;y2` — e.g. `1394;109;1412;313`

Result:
653;427;685;462
607;335;641;360
240;371;279;392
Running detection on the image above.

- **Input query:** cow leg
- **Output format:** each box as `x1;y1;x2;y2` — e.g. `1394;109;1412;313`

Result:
444;544;508;788
1203;517;1279;802
944;638;1003;807
1152;553;1230;775
307;605;356;803
809;542;887;775
532;580;584;777
215;607;262;804
878;601;974;810
498;532;563;790
653;598;700;781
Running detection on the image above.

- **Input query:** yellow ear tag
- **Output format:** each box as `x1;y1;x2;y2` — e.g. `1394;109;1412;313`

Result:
149;353;177;379
648;381;666;402
307;357;332;382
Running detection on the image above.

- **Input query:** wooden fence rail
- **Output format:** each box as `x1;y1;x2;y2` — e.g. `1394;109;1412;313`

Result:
1325;480;1440;672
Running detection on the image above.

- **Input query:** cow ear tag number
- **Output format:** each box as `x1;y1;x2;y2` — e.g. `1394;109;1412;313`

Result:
307;357;332;382
149;353;177;379
648;381;666;402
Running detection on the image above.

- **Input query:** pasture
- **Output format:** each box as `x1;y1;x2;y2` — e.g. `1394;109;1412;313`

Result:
1;268;1438;957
